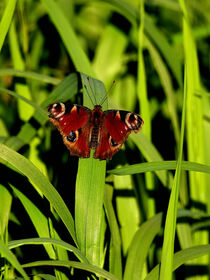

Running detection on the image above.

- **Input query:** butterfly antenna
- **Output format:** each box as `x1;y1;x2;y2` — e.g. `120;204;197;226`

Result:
87;76;98;104
100;80;116;106
84;83;95;106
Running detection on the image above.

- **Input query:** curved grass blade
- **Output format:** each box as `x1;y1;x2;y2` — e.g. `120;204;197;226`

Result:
22;260;119;280
8;237;89;264
0;69;60;85
0;144;77;246
123;213;163;280
108;161;210;176
145;245;210;280
5;72;79;151
0;87;47;119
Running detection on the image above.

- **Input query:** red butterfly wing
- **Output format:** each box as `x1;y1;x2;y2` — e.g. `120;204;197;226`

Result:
48;102;91;158
94;110;144;160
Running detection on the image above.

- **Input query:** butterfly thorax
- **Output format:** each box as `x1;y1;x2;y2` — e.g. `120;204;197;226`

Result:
89;105;103;149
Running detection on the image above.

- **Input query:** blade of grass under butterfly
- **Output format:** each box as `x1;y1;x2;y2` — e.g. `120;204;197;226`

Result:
75;74;107;266
159;67;187;280
0;0;17;53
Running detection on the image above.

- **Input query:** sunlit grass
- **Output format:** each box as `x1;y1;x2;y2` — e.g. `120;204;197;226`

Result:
0;0;210;279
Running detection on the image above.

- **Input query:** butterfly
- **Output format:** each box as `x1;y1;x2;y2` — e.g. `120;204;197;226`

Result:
48;100;144;160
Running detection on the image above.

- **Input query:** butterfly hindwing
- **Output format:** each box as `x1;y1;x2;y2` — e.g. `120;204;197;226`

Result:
48;102;91;158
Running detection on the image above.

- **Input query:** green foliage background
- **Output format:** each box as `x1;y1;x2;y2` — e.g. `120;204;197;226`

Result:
0;0;210;279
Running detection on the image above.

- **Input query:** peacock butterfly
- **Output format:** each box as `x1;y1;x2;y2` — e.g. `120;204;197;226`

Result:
48;100;144;160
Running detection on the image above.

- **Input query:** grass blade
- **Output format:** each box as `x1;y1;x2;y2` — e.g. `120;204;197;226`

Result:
22;260;119;280
0;239;29;280
0;0;17;52
41;0;94;76
0;144;77;245
108;161;210;175
159;67;187;280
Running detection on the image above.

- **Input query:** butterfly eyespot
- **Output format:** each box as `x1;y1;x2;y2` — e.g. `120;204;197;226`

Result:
110;137;118;147
53;103;61;110
67;130;77;142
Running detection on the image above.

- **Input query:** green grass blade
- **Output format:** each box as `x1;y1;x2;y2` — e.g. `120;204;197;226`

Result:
22;260;119;280
145;245;210;280
102;0;182;87
104;185;122;279
130;132;173;187
123;213;163;280
5;73;79;151
0;239;29;280
0;185;12;239
10;185;56;259
8;21;33;121
8;237;89;264
145;37;180;144
0;144;77;245
179;0;207;271
41;0;94;76
138;0;154;219
0;0;17;52
108;161;210;175
0;87;47;119
75;74;107;266
159;67;187;280
0;69;60;85
113;174;139;257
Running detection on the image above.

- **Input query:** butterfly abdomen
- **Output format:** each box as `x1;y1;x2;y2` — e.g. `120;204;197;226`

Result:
89;105;103;149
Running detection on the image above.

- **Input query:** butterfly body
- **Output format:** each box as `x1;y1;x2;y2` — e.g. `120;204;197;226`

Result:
48;102;144;160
